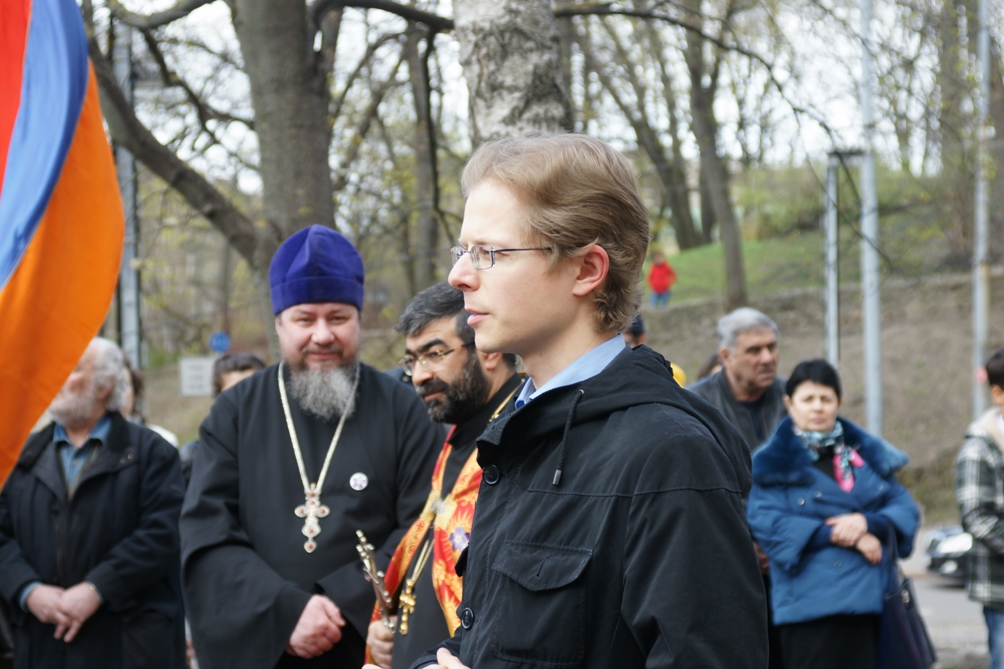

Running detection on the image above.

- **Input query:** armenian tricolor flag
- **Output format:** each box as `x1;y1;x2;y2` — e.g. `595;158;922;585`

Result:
0;0;125;484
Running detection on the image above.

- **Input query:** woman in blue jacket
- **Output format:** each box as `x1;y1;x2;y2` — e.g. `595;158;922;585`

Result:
747;359;919;669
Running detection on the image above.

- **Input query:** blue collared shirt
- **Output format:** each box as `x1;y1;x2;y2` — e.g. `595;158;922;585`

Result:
54;414;112;490
19;415;112;611
515;335;626;408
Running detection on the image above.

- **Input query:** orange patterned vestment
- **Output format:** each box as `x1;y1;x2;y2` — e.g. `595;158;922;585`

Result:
372;425;482;634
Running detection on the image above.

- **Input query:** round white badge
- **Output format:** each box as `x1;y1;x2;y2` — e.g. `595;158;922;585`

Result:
349;472;369;491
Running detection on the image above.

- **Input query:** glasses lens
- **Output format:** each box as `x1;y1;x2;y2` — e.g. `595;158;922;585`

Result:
398;358;414;376
449;246;465;265
470;245;489;269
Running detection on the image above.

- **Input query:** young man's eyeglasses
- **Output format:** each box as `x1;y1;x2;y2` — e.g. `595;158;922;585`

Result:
399;342;475;377
450;245;552;270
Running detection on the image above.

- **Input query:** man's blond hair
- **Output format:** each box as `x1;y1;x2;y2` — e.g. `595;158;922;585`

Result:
461;134;650;333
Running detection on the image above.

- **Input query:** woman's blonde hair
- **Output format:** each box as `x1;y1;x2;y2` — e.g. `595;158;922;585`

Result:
461;134;650;333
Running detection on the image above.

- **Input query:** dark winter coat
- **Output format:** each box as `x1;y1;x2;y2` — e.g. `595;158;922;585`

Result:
412;345;769;669
746;417;919;625
687;370;787;453
0;412;187;669
181;362;442;669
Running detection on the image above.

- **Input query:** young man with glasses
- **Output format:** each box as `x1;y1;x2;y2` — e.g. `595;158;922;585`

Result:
365;283;521;669
407;134;768;669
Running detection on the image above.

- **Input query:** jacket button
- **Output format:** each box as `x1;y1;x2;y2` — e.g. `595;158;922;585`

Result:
813;491;822;498
461;607;475;629
834;561;843;569
797;498;805;506
483;466;500;485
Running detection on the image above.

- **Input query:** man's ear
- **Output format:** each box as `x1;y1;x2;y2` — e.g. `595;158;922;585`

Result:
571;244;609;297
478;350;504;372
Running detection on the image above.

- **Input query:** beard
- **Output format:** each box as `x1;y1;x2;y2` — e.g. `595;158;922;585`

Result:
289;362;359;422
49;382;101;427
416;352;490;425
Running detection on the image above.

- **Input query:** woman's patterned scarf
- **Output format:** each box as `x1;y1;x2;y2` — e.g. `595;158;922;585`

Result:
796;421;864;492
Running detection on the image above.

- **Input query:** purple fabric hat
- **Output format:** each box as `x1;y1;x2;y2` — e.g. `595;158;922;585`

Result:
269;225;365;315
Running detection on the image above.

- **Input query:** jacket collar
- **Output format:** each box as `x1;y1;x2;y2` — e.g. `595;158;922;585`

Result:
968;408;1004;452
752;416;910;486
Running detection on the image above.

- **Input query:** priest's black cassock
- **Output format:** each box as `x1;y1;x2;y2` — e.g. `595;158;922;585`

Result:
180;362;442;669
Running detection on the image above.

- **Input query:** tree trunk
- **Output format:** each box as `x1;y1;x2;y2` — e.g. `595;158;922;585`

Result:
700;178;716;244
454;0;573;142
683;12;747;308
231;0;334;248
405;26;439;290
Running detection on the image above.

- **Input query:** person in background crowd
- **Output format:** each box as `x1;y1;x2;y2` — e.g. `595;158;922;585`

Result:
177;352;266;485
180;225;442;669
957;347;1004;669
623;314;646;347
122;356;179;447
411;133;766;669
0;337;186;668
687;306;786;668
364;283;521;669
695;351;723;382
747;359;919;669
688;307;785;453
646;251;676;307
621;314;686;385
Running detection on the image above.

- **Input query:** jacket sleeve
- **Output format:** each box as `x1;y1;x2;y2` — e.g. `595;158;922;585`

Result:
746;483;828;573
958;435;1004;556
315;388;441;637
85;434;186;610
621;483;768;667
872;474;920;559
0;480;41;621
180;396;313;668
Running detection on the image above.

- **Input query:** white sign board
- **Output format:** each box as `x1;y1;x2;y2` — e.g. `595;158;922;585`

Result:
179;356;216;397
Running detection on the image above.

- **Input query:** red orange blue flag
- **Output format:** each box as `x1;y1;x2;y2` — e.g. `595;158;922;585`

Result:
0;0;124;484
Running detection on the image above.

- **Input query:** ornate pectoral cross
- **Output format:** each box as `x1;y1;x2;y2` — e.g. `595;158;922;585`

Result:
295;483;330;553
398;578;418;636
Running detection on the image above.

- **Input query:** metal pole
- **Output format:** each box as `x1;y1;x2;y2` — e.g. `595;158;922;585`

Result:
825;155;840;369
973;0;990;419
859;0;882;436
113;21;142;370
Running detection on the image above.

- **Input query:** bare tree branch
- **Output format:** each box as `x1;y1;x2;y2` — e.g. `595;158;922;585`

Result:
332;54;407;192
314;0;454;31
106;0;214;30
88;37;266;269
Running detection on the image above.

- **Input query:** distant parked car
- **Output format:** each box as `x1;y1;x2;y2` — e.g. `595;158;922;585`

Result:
927;525;972;583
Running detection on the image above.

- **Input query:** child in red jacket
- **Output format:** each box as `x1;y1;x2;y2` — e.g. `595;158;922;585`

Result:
647;252;677;307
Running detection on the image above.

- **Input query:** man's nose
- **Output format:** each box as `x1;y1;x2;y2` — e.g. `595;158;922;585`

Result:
448;254;477;291
411;364;434;386
311;322;335;344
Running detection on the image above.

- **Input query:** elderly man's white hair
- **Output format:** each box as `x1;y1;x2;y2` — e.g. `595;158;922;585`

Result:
89;337;129;412
716;308;778;351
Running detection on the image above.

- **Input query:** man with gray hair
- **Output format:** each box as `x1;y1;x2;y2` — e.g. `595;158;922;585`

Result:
689;307;786;453
0;337;187;668
688;307;786;669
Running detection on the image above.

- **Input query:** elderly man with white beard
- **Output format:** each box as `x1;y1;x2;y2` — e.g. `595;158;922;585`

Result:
180;225;442;669
0;337;187;668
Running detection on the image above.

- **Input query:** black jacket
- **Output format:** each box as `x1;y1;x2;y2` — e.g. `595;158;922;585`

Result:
0;412;186;669
181;363;442;669
413;345;768;669
687;370;787;453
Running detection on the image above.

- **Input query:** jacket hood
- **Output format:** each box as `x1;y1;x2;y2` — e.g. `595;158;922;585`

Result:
752;416;910;486
478;345;753;494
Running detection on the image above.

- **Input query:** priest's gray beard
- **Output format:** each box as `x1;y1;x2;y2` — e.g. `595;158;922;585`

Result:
289;362;358;422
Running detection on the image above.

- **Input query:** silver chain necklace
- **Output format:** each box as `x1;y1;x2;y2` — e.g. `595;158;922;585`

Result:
277;361;359;553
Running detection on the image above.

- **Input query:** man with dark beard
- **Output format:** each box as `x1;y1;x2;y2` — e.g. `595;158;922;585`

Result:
364;283;520;669
180;226;442;669
0;338;186;668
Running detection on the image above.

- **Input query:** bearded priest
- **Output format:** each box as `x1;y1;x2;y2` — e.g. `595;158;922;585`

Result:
180;225;442;669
